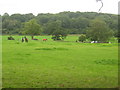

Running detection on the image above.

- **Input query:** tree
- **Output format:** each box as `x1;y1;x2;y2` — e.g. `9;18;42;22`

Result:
1;12;117;35
22;19;42;38
86;19;113;43
51;29;68;40
45;20;68;40
70;17;89;34
78;34;86;42
2;18;21;34
24;13;35;22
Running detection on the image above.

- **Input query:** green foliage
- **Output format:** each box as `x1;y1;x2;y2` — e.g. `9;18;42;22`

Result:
2;12;118;37
78;34;86;42
2;18;21;34
44;20;68;40
22;19;42;36
86;19;114;42
51;28;68;40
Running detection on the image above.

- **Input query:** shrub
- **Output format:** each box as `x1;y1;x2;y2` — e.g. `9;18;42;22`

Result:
78;34;86;42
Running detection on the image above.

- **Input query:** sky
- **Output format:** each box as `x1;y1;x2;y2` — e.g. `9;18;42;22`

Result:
0;0;119;15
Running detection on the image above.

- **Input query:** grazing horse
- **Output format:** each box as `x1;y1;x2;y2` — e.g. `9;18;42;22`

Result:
22;37;24;42
43;39;47;41
32;38;38;40
8;36;15;40
32;36;38;40
24;36;28;42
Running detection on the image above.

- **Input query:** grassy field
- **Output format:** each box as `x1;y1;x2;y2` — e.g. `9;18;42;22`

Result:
2;35;118;88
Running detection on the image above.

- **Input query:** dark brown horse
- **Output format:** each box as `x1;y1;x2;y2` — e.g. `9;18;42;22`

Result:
22;37;24;42
32;36;38;40
24;36;28;42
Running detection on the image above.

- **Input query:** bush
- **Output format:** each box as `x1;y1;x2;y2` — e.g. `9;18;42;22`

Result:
51;34;67;41
78;34;86;42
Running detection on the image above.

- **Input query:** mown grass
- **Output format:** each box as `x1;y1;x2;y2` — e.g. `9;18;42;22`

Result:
2;35;118;88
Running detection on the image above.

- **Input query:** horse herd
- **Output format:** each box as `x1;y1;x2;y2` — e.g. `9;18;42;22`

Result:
7;36;111;43
8;36;47;43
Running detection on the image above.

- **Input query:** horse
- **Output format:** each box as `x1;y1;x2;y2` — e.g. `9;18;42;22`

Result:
22;37;24;42
24;36;28;42
8;36;15;40
32;38;38;40
31;36;38;40
43;39;47;41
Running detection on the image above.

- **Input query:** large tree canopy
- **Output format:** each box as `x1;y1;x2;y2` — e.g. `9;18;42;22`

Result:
22;19;42;37
86;19;113;42
2;12;118;39
45;20;68;40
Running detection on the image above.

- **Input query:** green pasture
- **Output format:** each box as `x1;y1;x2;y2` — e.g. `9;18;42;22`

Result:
2;35;118;88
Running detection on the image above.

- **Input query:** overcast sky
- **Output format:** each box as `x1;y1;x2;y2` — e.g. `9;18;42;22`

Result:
0;0;119;15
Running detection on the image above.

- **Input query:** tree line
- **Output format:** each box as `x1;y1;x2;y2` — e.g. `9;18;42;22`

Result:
1;11;118;42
